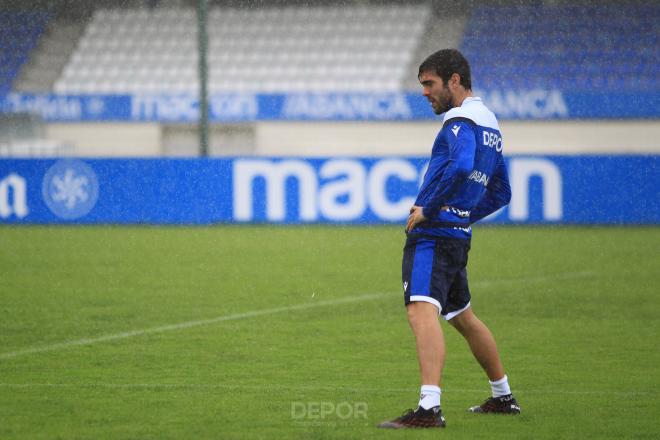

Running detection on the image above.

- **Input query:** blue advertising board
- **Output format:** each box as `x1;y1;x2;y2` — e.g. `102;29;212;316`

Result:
0;156;657;225
1;90;658;122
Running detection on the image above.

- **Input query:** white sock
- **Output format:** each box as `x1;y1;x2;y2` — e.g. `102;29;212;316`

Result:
489;375;512;398
418;385;441;410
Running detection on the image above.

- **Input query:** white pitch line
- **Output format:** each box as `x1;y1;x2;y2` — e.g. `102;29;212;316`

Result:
0;292;385;361
0;271;598;361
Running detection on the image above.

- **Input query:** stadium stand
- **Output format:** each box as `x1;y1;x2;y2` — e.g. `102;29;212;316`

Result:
2;1;657;158
13;2;656;95
0;11;50;95
461;5;659;91
53;4;428;94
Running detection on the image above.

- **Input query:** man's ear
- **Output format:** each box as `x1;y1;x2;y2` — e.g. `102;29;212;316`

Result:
449;73;461;89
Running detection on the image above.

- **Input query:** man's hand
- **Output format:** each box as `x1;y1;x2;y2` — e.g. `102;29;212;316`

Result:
406;205;426;233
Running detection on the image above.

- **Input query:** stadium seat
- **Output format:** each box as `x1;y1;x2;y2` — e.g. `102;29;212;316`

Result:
461;5;659;92
54;5;428;94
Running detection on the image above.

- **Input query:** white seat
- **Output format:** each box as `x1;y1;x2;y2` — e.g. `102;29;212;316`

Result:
55;3;430;93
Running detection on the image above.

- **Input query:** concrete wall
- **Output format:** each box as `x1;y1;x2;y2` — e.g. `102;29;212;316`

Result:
46;122;161;156
256;120;660;156
45;120;660;157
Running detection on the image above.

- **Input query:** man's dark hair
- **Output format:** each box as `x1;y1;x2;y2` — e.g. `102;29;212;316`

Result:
418;49;472;90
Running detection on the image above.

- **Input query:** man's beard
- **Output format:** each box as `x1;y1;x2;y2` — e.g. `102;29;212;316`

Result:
433;102;450;114
432;93;453;115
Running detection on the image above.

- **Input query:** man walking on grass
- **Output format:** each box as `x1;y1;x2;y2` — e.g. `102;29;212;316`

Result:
378;49;520;429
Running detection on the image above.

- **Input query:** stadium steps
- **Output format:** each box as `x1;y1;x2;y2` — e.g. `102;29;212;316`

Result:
14;17;87;93
403;4;470;91
0;11;49;95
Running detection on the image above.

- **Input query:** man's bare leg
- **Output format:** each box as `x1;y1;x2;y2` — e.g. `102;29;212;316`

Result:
448;308;504;380
377;301;448;428
407;301;445;385
449;307;521;414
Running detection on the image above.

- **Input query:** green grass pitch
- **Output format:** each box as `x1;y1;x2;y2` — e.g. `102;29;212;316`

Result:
1;225;659;439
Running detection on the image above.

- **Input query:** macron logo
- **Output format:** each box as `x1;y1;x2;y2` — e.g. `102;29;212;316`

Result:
403;281;409;292
451;125;461;137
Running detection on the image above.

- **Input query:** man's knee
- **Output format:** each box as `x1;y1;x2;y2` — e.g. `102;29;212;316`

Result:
448;308;478;333
406;301;439;326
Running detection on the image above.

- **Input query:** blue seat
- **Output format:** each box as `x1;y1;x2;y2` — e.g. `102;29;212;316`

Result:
460;5;657;92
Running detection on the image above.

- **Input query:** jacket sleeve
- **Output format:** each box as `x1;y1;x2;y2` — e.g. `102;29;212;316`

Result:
421;120;476;219
469;154;511;223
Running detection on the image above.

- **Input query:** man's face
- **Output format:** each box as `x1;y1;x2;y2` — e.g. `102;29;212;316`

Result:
419;71;453;115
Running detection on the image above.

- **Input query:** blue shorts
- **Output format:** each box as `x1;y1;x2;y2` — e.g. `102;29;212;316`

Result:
402;235;472;320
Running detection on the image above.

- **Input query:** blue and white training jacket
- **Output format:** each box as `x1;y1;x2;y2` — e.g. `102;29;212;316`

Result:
411;96;512;239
